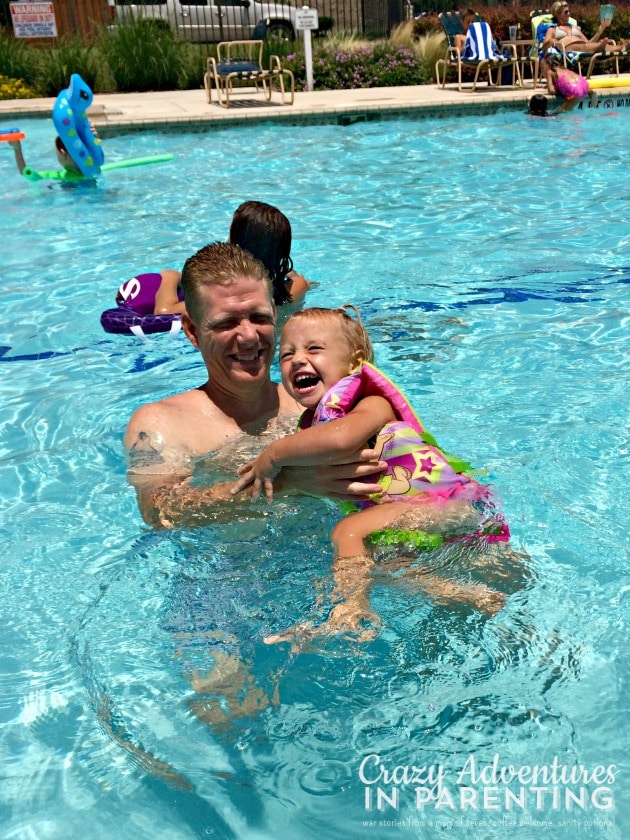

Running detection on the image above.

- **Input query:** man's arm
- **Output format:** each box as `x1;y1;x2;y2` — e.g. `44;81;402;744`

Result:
124;401;387;528
124;401;249;527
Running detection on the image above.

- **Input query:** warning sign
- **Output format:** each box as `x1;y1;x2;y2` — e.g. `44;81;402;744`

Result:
10;2;58;38
295;8;319;30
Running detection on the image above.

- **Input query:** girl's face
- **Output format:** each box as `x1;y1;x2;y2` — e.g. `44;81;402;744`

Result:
279;318;357;410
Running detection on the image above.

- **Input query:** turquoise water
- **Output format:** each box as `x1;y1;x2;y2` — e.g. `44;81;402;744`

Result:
0;109;628;840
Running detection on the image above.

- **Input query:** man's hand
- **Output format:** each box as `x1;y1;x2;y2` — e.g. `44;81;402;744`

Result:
276;447;386;500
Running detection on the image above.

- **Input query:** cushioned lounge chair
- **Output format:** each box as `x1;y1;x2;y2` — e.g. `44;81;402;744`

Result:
531;9;625;82
436;11;521;92
204;31;294;108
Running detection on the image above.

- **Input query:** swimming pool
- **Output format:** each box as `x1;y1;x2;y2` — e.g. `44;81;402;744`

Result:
0;107;627;840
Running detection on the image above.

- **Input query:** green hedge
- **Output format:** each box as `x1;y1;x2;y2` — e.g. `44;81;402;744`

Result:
0;19;205;95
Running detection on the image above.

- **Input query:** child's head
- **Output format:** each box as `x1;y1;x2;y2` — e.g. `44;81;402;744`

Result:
229;201;293;306
528;94;549;117
545;51;561;72
279;305;374;409
461;7;477;30
54;136;80;172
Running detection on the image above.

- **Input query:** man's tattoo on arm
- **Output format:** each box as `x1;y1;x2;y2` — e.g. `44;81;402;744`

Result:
128;431;166;470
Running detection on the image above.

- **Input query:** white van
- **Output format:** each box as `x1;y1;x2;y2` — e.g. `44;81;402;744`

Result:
109;0;297;42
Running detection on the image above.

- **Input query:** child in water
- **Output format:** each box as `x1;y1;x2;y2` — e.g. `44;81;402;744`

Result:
117;201;310;317
232;305;509;640
9;135;86;181
528;93;550;116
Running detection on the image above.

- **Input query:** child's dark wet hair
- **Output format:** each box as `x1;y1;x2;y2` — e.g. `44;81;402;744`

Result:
545;51;561;69
528;94;549;117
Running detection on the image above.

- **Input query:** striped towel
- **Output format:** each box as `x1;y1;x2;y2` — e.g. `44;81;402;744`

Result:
462;21;502;60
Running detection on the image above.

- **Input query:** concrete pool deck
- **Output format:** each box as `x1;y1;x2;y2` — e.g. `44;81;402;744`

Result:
2;76;629;135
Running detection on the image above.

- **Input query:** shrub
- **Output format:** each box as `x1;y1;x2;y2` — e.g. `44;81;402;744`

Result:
390;21;445;80
34;35;100;97
0;30;40;86
286;41;429;90
319;31;372;51
410;14;441;39
315;17;334;37
99;18;191;92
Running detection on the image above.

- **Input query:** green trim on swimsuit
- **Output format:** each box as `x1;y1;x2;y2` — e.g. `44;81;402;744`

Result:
368;528;443;550
337;501;442;551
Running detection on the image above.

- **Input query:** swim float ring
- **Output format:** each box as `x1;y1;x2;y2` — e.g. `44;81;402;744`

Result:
100;273;183;338
52;73;104;178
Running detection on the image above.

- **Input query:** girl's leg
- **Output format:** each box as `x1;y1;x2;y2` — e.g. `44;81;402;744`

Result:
383;504;507;615
266;506;411;644
265;500;507;645
330;502;420;558
329;502;505;625
394;567;506;615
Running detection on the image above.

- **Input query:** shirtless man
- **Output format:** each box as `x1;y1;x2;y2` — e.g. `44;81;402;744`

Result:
124;241;384;528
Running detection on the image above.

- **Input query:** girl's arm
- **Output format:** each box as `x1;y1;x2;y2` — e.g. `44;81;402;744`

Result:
154;269;185;314
232;395;395;500
9;139;27;174
286;270;310;303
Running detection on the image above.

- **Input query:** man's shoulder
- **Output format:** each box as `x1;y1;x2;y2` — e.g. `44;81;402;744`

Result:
124;388;206;450
127;387;199;420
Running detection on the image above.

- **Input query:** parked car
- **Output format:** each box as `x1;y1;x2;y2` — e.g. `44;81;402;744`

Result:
107;0;296;42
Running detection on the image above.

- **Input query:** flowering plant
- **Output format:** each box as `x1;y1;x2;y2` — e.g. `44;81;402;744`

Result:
0;75;38;100
285;43;429;91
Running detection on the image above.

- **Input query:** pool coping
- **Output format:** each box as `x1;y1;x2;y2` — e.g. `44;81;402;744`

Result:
2;79;629;135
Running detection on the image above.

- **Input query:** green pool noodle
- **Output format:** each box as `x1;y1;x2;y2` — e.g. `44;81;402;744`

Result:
101;153;174;172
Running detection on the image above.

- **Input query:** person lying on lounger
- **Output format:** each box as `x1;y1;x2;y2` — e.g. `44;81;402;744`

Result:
542;1;619;55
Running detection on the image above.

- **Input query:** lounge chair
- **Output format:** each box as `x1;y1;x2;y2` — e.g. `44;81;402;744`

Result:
204;32;295;108
531;9;625;82
436;11;521;92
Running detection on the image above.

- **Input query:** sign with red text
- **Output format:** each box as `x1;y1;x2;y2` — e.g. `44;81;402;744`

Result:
10;2;57;38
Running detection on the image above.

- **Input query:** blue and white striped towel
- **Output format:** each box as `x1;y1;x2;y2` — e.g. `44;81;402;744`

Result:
462;21;502;60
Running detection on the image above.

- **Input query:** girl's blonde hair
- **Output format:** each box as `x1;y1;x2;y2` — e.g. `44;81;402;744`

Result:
283;305;374;364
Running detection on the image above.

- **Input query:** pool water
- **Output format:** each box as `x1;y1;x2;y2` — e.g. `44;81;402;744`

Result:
0;109;628;840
